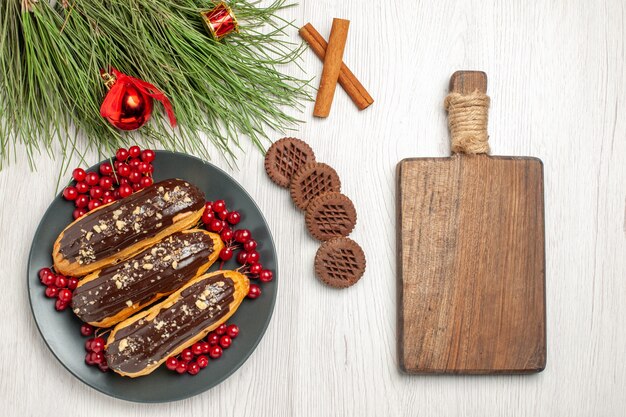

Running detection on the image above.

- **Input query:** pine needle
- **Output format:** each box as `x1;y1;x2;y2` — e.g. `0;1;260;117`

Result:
0;0;311;169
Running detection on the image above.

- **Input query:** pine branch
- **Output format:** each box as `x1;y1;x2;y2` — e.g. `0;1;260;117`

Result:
0;0;311;169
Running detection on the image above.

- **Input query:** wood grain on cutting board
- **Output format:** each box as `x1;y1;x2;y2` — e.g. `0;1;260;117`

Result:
397;71;546;374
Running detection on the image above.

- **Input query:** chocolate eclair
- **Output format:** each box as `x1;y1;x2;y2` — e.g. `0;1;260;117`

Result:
71;229;223;328
105;270;249;378
53;179;205;276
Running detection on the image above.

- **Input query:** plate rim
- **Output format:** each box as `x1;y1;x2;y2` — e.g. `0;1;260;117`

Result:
27;150;278;403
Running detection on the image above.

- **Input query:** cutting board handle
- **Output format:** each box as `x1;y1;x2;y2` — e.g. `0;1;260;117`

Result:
445;71;490;154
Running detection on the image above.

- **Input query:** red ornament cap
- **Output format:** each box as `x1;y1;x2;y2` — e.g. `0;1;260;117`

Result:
99;68;176;131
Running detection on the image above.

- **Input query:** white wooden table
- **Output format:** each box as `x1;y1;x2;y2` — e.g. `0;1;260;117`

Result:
1;1;625;415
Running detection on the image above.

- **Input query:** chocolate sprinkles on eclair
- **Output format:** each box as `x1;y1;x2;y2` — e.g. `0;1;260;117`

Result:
72;229;223;328
53;179;205;276
105;270;249;378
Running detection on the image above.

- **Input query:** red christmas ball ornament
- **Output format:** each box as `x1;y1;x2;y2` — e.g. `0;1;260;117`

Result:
99;68;176;131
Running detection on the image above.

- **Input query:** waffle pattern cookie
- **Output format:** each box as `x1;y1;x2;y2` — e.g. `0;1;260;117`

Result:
305;192;356;241
314;237;366;288
290;162;341;210
264;137;316;188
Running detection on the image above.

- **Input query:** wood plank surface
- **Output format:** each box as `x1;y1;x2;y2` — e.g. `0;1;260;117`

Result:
0;0;625;416
398;154;546;373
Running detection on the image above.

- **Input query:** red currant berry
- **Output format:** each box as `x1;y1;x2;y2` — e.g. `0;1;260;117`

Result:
226;211;241;225
128;171;142;184
89;186;104;199
99;162;113;176
85;338;94;351
246;251;260;264
132;183;142;191
215;324;227;335
139;176;153;188
147;164;155;174
210;219;224;232
219;247;233;261
181;348;194;362
137;161;150;173
80;323;94;337
204;202;213;211
192;343;203;356
116;177;129;186
40;270;56;286
119;184;133;198
243;239;257;252
55;275;68;288
234;229;251;243
67;277;79;290
113;189;121;200
141;149;155;163
117;163;131;177
98;361;109;373
219;335;232;349
200;341;210;354
58;288;72;303
85;172;100;186
236;251;248;264
72;168;86;182
128;145;141;158
247;284;261;299
85;352;95;365
63;186;78;201
103;190;113;198
102;196;115;205
259;269;274;282
45;286;59;298
207;333;219;346
75;182;89;194
90;337;105;353
196;355;209;368
213;200;226;213
175;361;188;374
75;194;89;208
115;148;129;161
99;176;113;190
55;299;69;311
249;263;263;275
129;158;141;170
87;199;101;211
220;228;234;242
226;324;239;339
165;357;178;371
217;209;229;220
202;210;214;225
209;345;223;359
73;208;87;220
187;362;200;375
38;267;53;281
91;351;104;365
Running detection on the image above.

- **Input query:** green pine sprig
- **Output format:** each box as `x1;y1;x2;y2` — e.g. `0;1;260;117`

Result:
0;0;311;169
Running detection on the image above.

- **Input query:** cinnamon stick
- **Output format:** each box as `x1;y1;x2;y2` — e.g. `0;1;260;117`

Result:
300;23;373;110
313;18;351;118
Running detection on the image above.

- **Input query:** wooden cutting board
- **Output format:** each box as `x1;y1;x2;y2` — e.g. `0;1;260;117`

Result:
397;71;546;374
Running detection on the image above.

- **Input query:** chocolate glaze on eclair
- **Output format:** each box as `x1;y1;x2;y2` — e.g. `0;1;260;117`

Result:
71;229;223;327
105;270;249;378
53;179;205;276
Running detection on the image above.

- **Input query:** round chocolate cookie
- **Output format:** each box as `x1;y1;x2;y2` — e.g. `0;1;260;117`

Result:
305;192;356;241
314;237;366;288
290;162;341;210
264;137;316;188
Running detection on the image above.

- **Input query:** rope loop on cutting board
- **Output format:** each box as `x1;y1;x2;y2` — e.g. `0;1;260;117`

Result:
444;91;491;154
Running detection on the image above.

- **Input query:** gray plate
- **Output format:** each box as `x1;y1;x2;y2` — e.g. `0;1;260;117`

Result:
27;151;277;403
